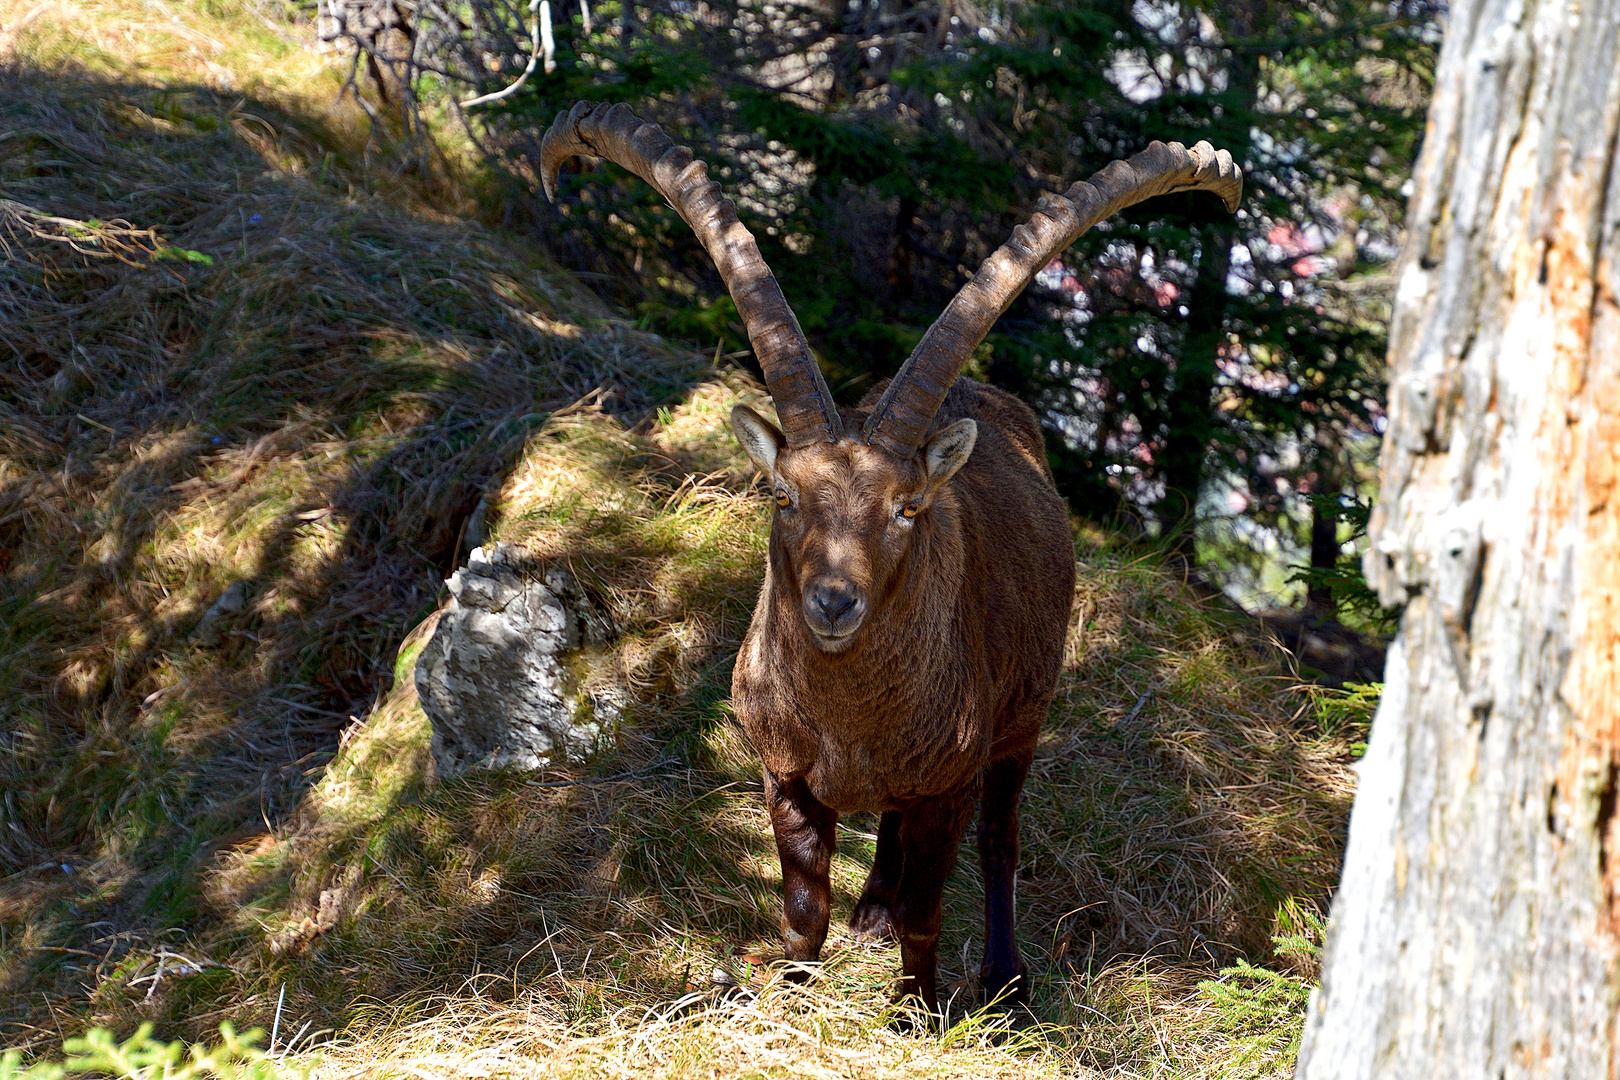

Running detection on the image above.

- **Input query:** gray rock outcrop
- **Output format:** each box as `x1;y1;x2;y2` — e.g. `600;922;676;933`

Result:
415;544;619;778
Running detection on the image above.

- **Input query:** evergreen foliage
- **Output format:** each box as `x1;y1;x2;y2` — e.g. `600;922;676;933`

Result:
406;0;1437;604
0;1023;306;1080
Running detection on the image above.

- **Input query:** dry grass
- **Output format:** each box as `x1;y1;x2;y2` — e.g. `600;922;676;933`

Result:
2;6;1369;1077
158;386;1358;1080
307;980;1077;1079
1;0;342;107
0;2;706;1046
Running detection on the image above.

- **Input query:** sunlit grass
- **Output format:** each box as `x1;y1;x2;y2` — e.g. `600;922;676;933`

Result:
144;391;1361;1079
2;5;1371;1077
0;8;704;1049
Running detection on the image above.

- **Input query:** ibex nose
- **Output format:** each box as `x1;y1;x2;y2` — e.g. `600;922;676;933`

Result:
803;580;865;640
813;585;856;622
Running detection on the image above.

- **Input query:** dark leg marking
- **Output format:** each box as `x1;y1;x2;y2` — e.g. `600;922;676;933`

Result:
978;751;1033;1008
892;794;976;1015
765;770;837;978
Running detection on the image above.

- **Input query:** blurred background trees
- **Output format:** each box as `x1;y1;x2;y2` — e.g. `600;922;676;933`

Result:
328;0;1439;632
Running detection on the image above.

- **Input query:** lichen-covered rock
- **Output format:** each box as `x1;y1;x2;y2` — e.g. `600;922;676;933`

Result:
415;544;619;778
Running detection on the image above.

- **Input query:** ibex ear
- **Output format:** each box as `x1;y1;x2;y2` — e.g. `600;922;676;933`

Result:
924;418;977;486
731;404;785;475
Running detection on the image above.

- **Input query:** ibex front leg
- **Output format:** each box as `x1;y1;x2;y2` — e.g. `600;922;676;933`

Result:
765;770;837;976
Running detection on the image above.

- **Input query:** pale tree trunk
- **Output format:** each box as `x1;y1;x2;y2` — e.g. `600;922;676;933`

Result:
1294;0;1620;1077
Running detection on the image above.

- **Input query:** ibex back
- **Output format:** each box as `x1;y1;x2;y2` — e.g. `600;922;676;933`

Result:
540;100;1241;1014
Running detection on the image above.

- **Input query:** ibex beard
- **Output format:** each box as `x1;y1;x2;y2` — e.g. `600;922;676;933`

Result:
538;100;1241;1017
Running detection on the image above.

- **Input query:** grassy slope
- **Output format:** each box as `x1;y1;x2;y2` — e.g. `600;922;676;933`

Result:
0;0;702;1041
0;6;1372;1077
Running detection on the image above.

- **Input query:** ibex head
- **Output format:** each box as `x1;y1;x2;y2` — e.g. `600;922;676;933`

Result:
729;403;976;648
540;101;1241;648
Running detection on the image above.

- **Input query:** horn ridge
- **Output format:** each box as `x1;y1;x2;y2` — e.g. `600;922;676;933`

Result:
863;139;1242;458
540;102;843;447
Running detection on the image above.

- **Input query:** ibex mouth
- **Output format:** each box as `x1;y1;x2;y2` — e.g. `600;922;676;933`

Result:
808;625;862;653
804;615;866;651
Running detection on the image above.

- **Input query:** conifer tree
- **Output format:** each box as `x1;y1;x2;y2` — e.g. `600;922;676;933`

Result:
417;0;1436;614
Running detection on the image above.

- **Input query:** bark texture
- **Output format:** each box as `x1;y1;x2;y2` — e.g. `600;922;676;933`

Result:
1295;0;1620;1077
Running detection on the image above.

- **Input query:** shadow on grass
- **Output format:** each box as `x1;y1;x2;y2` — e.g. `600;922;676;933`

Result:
0;60;707;1045
186;400;1364;1057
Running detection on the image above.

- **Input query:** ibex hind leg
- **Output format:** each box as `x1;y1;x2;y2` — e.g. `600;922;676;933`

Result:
849;810;903;943
891;794;977;1016
765;770;838;980
978;749;1034;1010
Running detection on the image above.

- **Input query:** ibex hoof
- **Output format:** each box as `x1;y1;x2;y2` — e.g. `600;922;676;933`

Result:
979;965;1031;1012
847;900;895;944
885;994;944;1035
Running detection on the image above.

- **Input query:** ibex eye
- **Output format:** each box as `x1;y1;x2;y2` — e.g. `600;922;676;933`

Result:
775;489;791;508
901;501;922;519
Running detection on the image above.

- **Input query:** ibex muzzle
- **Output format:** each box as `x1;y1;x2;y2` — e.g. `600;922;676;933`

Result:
803;579;862;640
540;101;1241;1016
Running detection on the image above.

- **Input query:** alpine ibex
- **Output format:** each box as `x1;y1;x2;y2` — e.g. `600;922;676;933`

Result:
540;101;1240;1014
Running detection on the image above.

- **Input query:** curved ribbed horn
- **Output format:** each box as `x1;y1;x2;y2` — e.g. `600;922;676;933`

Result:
540;101;842;447
862;139;1242;458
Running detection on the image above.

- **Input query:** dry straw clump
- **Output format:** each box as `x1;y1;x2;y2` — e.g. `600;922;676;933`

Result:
308;977;1078;1080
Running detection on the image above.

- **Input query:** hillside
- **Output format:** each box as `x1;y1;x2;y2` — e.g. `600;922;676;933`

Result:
0;6;1369;1077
